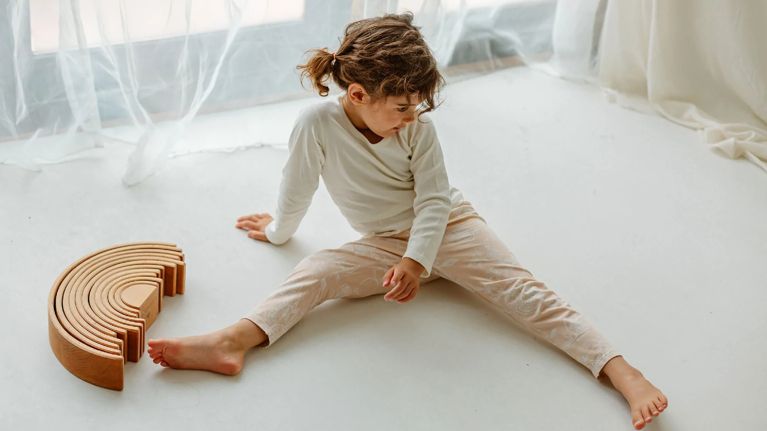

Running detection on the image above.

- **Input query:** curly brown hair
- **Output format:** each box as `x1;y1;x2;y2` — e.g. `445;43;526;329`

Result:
297;12;445;117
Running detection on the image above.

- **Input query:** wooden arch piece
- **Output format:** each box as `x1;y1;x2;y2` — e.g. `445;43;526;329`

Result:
48;242;186;390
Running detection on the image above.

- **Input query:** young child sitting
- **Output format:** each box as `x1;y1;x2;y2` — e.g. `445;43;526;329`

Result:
148;12;668;430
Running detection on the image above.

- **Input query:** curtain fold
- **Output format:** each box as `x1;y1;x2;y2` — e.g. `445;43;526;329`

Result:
599;0;767;172
547;0;605;81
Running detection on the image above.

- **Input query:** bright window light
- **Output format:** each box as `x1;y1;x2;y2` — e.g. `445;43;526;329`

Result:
398;0;536;13
29;0;305;54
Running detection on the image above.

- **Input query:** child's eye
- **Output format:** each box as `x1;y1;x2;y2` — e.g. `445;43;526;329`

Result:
397;107;408;112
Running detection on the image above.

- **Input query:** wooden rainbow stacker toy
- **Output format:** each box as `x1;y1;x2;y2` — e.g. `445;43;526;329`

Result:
48;242;186;390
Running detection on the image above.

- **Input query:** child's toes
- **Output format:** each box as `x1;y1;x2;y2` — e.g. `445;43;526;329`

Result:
632;410;645;429
652;399;664;414
659;394;669;407
641;406;652;423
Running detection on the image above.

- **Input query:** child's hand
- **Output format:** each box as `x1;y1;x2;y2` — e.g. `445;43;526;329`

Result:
235;213;273;243
383;258;425;303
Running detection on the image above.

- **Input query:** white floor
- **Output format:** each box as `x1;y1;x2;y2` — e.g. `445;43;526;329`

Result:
2;67;766;430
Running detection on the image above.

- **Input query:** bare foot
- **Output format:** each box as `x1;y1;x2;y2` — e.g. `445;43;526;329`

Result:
602;356;668;430
147;319;267;376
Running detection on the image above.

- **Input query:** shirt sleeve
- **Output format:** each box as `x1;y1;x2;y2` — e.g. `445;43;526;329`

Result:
264;111;325;245
402;119;452;278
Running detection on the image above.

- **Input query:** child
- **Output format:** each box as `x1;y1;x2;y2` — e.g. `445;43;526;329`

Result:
148;13;667;430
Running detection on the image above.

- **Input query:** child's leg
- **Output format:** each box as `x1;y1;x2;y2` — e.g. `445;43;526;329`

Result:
431;215;667;430
244;240;409;347
435;218;619;378
148;237;415;374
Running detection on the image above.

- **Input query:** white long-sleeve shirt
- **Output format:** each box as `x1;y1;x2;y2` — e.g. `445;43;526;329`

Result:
265;96;465;278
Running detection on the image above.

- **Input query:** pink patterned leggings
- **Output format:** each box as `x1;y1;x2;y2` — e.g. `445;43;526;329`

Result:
245;202;620;378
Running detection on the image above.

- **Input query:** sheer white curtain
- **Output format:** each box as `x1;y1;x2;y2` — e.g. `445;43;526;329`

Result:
598;0;767;172
1;0;597;185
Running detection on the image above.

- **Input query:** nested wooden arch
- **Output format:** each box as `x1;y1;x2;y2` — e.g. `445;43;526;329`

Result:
48;242;186;390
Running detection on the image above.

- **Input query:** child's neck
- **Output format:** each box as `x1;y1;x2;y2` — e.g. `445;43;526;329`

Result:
340;94;385;144
340;95;370;132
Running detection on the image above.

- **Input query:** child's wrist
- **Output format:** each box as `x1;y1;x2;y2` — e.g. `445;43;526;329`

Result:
401;257;425;275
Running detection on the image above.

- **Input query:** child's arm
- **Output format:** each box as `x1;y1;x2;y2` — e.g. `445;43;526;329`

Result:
383;119;452;303
238;112;324;245
402;118;452;277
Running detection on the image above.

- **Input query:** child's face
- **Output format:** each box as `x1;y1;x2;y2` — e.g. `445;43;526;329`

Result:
365;94;423;137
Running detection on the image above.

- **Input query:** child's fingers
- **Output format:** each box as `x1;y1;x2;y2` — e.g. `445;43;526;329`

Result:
384;287;400;301
384;271;409;301
398;281;417;301
237;213;269;222
248;230;269;242
392;283;413;301
384;272;407;301
382;267;395;287
398;287;417;303
236;219;258;227
236;220;264;231
395;276;420;301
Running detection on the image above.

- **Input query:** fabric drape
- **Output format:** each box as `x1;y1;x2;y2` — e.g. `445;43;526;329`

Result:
599;0;767;172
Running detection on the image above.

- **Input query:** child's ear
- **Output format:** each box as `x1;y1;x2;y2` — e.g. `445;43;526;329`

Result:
348;83;368;105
